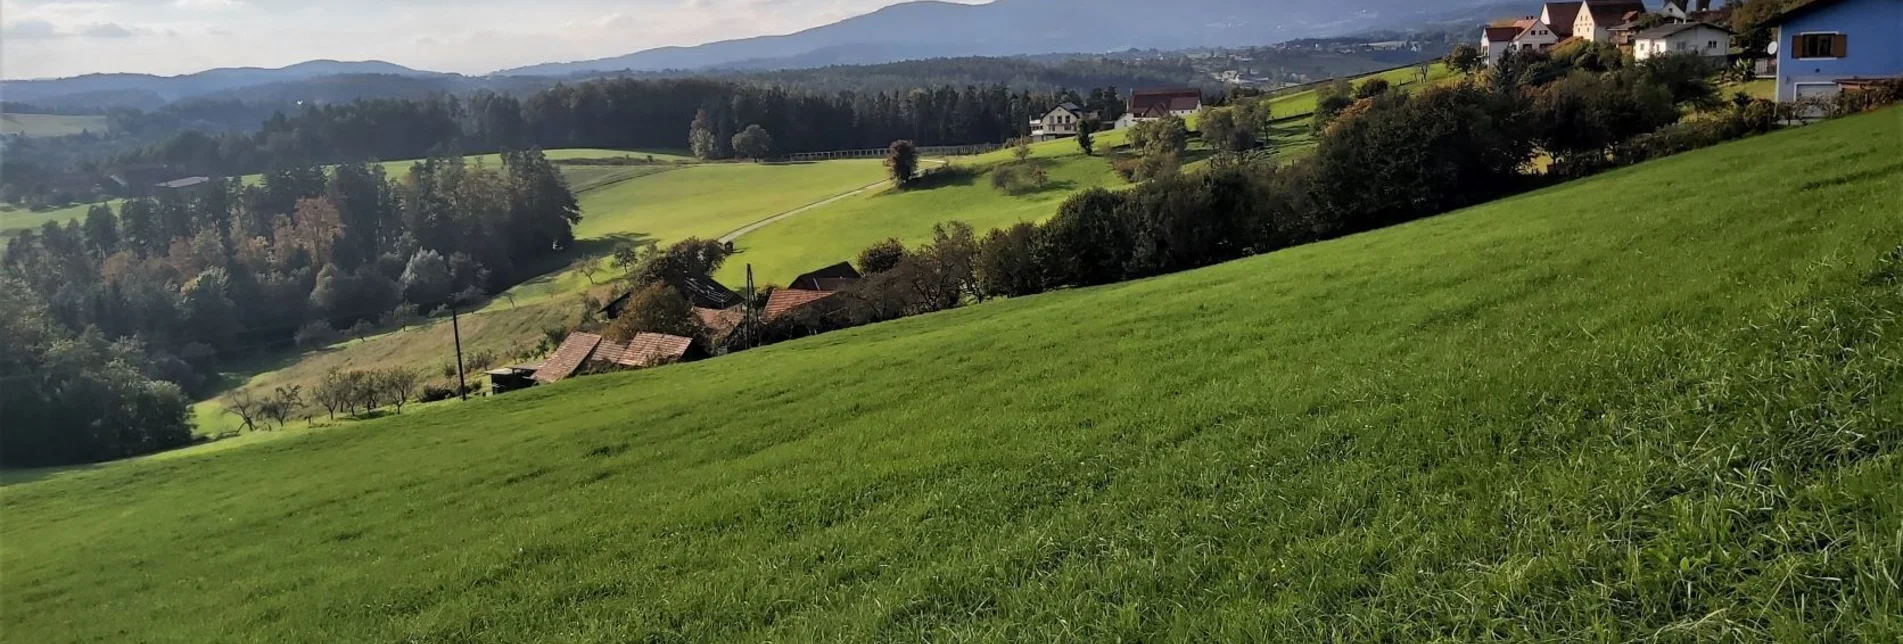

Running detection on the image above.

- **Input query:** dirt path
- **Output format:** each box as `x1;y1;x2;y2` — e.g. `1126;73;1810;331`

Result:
716;159;948;244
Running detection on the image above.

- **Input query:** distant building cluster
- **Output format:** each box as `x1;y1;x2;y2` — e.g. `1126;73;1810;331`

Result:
1029;88;1205;142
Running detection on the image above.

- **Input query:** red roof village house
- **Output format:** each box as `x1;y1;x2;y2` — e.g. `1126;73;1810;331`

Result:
1114;88;1203;130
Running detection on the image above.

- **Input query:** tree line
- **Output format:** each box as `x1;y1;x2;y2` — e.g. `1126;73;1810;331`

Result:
0;149;581;466
108;78;1123;177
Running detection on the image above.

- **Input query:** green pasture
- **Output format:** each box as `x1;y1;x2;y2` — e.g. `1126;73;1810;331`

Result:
0;112;107;137
4;109;1899;641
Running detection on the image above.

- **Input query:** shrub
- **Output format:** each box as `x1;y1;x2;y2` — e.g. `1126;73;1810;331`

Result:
857;238;907;274
989;164;1050;195
976;222;1044;298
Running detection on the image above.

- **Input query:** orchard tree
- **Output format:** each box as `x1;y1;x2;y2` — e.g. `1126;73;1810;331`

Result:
1447;43;1485;74
886;140;920;186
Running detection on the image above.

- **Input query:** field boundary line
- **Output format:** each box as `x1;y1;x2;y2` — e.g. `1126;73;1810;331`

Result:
716;159;950;244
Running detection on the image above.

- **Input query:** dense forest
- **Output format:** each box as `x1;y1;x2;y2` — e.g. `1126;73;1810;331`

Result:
0;149;580;466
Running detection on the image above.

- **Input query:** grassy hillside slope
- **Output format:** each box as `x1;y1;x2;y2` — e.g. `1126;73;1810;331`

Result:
5;111;1902;642
1265;62;1455;120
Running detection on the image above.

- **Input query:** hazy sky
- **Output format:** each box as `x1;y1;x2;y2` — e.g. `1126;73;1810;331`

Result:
1;0;975;79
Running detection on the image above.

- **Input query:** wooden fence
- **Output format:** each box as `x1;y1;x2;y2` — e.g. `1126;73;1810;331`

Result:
783;143;1003;162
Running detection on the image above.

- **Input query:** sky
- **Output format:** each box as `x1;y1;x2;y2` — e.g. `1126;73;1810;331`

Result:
0;0;978;79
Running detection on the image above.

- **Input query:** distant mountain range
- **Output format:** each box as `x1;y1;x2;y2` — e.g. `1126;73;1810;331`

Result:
499;0;1497;76
2;60;450;109
2;0;1503;110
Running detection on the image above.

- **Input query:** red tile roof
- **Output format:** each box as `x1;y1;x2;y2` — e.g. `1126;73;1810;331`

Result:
534;332;602;383
695;306;745;340
1543;1;1583;36
1128;88;1201;115
764;288;839;321
1486;26;1524;42
1584;0;1647;25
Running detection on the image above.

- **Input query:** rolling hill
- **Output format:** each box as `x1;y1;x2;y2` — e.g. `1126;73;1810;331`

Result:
499;0;1495;76
4;110;1899;641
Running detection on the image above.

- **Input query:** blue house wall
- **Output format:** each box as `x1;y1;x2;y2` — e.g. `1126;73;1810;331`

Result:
1775;0;1903;101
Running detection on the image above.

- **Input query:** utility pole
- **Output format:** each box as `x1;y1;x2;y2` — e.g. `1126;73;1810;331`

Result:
745;264;758;350
451;305;468;401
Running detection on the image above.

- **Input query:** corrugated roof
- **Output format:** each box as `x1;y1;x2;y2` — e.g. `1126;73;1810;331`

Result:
764;288;839;321
534;333;602;383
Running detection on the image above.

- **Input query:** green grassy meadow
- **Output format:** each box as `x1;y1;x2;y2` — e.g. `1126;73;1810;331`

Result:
0;112;108;137
5;110;1900;641
717;134;1130;285
485;159;888;310
1265;62;1456;120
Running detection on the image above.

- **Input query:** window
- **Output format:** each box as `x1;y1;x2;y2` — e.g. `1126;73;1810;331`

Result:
1796;33;1846;59
1707;40;1718;49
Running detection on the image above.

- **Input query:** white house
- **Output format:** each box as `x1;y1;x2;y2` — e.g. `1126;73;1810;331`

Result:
1030;103;1092;140
1574;0;1648;42
1512;18;1563;52
1633;22;1734;62
1483;18;1562;66
1482;24;1523;65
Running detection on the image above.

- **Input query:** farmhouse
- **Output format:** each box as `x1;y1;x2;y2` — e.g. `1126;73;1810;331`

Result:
1030;103;1094;141
1632;21;1733;62
1483;16;1563;65
531;331;698;384
1573;0;1648;42
1114;88;1201;129
1764;0;1903;103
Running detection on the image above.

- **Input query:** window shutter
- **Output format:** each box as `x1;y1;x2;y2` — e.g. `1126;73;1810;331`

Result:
1833;34;1847;57
1792;34;1804;56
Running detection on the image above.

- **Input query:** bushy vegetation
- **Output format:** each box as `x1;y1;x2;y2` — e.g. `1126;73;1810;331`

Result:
0;150;580;464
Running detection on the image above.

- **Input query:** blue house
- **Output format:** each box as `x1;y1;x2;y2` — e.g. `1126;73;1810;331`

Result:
1767;0;1903;102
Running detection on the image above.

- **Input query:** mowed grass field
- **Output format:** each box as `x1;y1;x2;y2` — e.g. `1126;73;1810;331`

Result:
487;159;887;309
718;134;1131;285
0;112;107;137
5;110;1901;641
